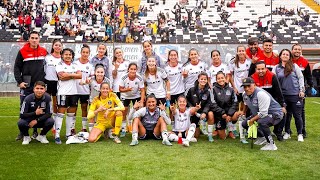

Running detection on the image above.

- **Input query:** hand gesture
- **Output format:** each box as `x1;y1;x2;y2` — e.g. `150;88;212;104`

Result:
251;54;259;64
158;101;166;111
19;82;28;89
182;69;189;78
35;106;45;115
195;102;201;110
133;100;141;109
226;115;231;122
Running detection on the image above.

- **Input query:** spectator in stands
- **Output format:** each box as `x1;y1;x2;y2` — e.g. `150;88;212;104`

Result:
182;16;190;32
60;0;66;15
258;32;267;42
185;8;194;25
161;31;169;43
18;13;24;32
8;16;17;29
227;0;236;8
126;33;134;43
172;9;181;25
34;15;42;28
195;16;203;31
269;33;277;43
0;14;8;29
143;31;153;42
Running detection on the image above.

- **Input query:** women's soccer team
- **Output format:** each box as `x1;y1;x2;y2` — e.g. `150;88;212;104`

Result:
41;39;307;149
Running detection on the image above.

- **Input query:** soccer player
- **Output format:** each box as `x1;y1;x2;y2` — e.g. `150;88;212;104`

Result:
185;72;215;142
90;43;110;79
240;77;284;151
291;44;315;138
87;82;125;143
211;71;241;140
139;41;162;74
144;56;170;105
74;44;94;132
208;50;230;86
18;81;54;145
272;49;305;142
168;95;199;147
54;48;82;144
14;31;48;140
119;63;145;135
44;39;62;134
130;94;172;146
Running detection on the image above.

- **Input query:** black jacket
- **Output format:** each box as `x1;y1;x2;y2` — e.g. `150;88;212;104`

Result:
186;81;213;114
211;82;238;116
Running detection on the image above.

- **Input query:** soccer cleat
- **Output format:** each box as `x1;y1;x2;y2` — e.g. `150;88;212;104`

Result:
120;130;126;138
108;129;114;139
208;135;214;142
298;134;304;142
31;131;38;140
162;139;172;146
113;136;121;144
260;143;278;151
201;127;208;135
22;136;31;145
228;131;236;139
190;137;198;142
36;135;49;144
254;137;267;145
233;130;239;137
130;140;139;146
55;137;62;144
71;129;76;136
240;138;249;144
277;135;284;141
283;132;291;140
183;140;190;147
16;132;23;141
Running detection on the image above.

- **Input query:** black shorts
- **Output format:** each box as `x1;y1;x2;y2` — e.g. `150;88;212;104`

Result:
139;130;162;140
76;95;89;104
214;116;227;130
45;80;58;96
115;92;121;99
190;115;200;128
173;131;186;138
57;95;78;107
170;93;184;104
122;97;141;107
236;93;243;102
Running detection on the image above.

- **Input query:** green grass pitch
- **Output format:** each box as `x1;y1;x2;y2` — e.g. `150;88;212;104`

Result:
0;97;320;179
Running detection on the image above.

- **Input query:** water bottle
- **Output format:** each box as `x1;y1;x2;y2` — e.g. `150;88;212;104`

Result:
178;131;183;144
166;99;170;108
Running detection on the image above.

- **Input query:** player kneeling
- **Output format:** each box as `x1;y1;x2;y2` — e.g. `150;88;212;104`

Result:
130;94;172;146
168;95;201;147
87;82;125;143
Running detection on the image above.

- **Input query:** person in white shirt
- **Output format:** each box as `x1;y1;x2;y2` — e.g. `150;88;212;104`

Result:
44;39;62;133
74;44;94;132
55;48;82;144
229;45;252;111
182;48;209;91
144;56;170;105
208;50;230;86
111;48;130;98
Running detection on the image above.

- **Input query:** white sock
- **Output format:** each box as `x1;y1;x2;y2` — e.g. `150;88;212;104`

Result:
208;125;214;136
88;123;94;132
67;113;76;130
161;130;169;141
66;113;74;137
52;113;57;131
132;130;138;141
121;120;127;132
201;120;207;131
227;122;236;131
55;113;64;138
186;123;196;141
239;120;245;139
82;117;88;130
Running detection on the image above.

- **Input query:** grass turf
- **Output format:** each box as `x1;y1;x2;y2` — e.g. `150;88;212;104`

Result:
0;97;320;179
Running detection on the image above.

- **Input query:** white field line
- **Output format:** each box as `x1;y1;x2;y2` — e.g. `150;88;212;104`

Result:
311;101;320;105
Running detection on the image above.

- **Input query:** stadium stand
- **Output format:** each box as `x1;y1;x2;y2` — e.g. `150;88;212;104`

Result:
0;0;319;44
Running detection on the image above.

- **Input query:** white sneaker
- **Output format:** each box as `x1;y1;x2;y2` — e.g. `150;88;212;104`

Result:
22;136;31;145
190;137;198;143
254;137;267;145
36;135;49;144
183;140;190;147
260;143;278;151
162;139;172;146
283;132;291;140
298;134;304;142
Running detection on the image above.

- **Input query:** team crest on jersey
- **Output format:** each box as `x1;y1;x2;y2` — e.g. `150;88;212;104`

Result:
246;64;249;67
135;82;138;85
226;90;231;95
31;102;35;107
108;100;112;105
200;66;202;69
221;68;224;71
86;66;89;70
202;94;208;100
41;102;46;108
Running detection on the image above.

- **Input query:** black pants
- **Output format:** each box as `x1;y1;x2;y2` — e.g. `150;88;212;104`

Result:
18;118;54;136
242;114;282;142
284;95;303;134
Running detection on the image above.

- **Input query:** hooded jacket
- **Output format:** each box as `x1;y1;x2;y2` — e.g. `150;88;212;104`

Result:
186;80;213;114
211;82;238;116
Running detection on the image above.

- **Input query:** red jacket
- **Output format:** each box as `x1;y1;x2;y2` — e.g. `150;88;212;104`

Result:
18;15;24;25
24;15;32;25
260;51;279;70
246;47;263;60
292;56;313;86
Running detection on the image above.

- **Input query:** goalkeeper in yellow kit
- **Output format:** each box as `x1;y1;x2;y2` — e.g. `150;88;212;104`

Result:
87;82;125;143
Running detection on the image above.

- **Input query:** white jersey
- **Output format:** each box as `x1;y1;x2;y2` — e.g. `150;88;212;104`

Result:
56;61;79;95
172;108;191;132
89;77;111;103
183;61;208;90
74;60;94;95
229;59;251;93
164;64;185;95
208;63;230;85
44;54;61;81
119;73;144;100
111;61;130;92
145;67;168;98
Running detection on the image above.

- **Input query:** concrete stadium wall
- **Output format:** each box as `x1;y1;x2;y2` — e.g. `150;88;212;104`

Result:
0;42;319;93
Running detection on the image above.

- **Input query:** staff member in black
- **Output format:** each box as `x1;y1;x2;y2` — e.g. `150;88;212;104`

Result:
18;81;54;145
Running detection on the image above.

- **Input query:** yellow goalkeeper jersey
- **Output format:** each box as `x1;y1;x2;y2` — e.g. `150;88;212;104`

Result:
87;92;125;123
